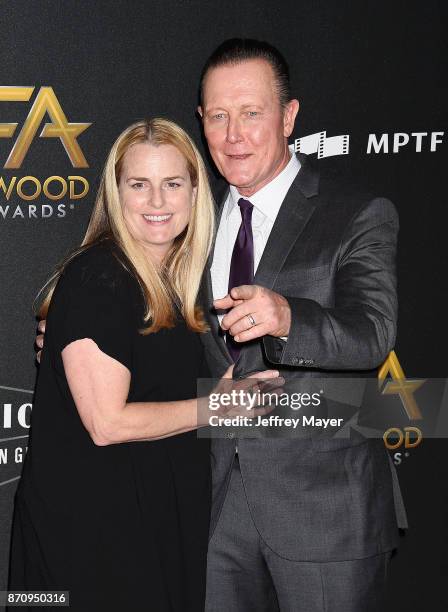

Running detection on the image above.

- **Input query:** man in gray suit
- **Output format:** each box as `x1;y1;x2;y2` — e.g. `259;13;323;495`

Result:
197;39;406;611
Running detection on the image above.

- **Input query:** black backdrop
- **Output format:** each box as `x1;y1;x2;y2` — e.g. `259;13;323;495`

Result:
0;1;446;610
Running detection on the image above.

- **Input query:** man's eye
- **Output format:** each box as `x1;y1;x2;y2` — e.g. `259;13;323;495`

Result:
211;113;226;120
246;111;259;117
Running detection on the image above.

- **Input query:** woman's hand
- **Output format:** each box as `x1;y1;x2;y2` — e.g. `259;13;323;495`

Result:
36;319;46;363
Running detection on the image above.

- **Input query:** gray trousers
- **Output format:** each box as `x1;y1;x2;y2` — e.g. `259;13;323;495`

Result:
205;458;392;612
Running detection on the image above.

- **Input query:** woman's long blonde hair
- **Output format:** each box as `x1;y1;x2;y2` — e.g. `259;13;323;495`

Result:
38;118;215;333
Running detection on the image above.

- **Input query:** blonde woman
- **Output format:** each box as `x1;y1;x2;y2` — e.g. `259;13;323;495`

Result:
8;118;277;611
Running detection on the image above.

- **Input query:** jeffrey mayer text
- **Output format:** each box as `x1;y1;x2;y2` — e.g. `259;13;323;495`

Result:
209;415;344;428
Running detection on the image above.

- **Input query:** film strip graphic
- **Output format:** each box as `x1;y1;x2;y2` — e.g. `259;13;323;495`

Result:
295;131;350;158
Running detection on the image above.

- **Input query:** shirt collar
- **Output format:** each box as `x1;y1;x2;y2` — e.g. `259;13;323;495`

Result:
227;145;301;220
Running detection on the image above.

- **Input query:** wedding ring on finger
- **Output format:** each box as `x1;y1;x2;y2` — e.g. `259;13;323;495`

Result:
247;314;256;328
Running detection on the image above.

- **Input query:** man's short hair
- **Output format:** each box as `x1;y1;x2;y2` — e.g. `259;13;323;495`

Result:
200;38;291;107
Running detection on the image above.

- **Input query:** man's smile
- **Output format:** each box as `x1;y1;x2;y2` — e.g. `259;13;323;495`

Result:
226;153;253;160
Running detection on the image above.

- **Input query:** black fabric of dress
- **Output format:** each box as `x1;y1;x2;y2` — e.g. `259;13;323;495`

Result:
8;240;211;612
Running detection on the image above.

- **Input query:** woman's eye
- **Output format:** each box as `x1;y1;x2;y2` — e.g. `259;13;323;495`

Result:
132;182;145;190
166;182;181;189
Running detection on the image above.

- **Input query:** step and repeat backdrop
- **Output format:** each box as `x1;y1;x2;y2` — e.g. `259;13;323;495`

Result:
0;1;446;610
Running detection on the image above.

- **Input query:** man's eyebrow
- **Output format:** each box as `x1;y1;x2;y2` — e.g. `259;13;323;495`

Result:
205;103;263;113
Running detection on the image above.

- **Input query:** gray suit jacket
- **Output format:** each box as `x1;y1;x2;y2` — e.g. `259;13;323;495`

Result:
200;153;407;562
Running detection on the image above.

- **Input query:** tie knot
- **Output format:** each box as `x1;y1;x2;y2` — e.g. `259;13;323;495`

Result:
238;198;253;216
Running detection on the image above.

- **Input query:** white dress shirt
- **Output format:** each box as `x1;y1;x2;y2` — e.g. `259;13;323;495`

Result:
211;146;301;325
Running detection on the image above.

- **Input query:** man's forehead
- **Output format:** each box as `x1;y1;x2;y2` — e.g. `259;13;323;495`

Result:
202;59;277;106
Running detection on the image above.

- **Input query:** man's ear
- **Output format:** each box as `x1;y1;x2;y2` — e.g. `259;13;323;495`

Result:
197;106;203;119
283;99;300;138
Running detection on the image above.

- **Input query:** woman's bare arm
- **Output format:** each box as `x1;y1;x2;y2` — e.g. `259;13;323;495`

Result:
62;338;279;446
62;338;200;445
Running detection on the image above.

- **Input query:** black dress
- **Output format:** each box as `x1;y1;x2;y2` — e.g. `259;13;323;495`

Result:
8;240;211;611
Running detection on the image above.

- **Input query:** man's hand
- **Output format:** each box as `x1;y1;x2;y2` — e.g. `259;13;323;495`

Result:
198;364;284;426
36;319;46;363
214;285;291;343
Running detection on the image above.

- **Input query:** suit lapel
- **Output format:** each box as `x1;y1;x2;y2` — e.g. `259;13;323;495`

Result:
202;187;233;366
254;155;318;290
202;266;233;366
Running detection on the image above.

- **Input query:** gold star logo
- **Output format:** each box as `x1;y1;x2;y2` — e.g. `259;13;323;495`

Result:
378;351;425;420
0;86;91;168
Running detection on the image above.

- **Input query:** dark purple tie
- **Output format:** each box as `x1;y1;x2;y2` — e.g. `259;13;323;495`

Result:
227;198;254;361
